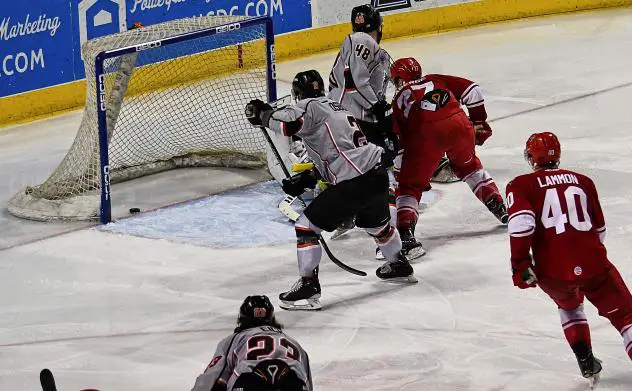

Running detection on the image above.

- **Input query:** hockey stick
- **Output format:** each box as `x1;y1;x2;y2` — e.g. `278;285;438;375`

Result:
40;369;57;391
259;125;367;276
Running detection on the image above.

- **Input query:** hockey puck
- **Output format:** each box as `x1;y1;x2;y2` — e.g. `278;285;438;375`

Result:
129;207;141;214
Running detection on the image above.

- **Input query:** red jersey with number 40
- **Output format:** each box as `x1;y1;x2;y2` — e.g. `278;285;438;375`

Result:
506;169;611;281
392;74;487;136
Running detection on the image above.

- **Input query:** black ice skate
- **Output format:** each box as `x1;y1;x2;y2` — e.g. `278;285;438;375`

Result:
485;197;509;224
376;254;418;283
331;218;355;240
279;277;322;311
399;227;426;260
573;342;603;389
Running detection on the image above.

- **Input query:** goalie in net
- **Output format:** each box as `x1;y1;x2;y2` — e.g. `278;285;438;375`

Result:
8;15;276;223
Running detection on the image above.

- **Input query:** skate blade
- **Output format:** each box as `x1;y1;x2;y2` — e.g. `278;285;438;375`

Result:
380;275;418;284
279;298;322;311
405;247;426;260
588;373;600;389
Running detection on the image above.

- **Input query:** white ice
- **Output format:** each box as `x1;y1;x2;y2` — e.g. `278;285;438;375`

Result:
2;8;632;391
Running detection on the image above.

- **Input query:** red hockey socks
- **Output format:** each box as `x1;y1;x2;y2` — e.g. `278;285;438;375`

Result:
462;169;501;204
559;305;592;350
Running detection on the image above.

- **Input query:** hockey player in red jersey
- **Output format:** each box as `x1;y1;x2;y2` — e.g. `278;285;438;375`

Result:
389;57;507;253
507;132;632;385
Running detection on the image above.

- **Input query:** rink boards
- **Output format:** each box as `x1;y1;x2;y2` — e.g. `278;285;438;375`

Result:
1;0;631;126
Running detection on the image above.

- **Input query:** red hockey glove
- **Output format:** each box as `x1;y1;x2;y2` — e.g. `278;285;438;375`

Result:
511;257;537;289
473;121;492;146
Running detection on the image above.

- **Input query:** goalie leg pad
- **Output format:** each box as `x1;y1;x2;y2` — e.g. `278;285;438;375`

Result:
296;214;323;278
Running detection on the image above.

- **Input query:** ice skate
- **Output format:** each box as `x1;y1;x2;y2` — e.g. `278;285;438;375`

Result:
279;277;322;311
376;254;418;283
331;218;355;240
485;196;509;224
399;227;426;260
573;343;602;389
375;247;385;260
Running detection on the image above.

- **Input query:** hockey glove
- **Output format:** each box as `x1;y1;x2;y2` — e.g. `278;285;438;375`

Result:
245;99;272;126
371;100;392;121
511;257;538;289
281;171;317;197
473;121;492;146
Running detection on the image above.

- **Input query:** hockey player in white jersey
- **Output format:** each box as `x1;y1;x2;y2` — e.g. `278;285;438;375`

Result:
191;295;312;391
327;4;400;244
245;70;416;310
328;4;392;146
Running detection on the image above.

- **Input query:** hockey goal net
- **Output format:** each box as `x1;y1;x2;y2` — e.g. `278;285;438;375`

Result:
8;15;276;223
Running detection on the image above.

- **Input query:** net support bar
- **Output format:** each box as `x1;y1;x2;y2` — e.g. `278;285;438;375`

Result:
94;16;275;224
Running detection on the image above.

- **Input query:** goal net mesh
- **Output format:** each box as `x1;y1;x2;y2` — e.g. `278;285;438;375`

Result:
9;16;270;221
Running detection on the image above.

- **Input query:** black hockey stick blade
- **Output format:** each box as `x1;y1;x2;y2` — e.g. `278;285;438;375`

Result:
319;236;366;276
40;368;57;391
259;126;366;277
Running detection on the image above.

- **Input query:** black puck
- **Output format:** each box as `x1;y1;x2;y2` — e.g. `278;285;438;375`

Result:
129;207;141;214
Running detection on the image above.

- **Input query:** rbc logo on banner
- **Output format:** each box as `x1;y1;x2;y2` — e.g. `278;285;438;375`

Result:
78;0;127;56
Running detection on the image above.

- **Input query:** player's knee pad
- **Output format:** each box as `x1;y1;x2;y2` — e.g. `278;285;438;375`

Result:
295;214;322;238
558;304;588;328
295;228;319;247
366;222;394;243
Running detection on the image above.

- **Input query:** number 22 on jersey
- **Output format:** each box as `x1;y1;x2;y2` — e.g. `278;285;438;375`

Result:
541;186;592;234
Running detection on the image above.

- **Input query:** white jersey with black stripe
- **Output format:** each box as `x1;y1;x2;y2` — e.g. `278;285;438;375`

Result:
267;97;383;185
327;32;391;122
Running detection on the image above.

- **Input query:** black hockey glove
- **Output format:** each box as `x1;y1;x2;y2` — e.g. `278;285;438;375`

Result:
371;99;392;121
245;99;272;126
281;171;317;197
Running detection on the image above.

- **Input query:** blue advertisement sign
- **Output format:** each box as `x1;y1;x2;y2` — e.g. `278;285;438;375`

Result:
0;1;75;98
0;0;311;98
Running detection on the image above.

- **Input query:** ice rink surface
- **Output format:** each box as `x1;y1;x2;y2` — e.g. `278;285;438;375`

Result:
2;7;632;390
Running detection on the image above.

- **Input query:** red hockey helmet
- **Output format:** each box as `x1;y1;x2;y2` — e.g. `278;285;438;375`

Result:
390;57;422;85
524;132;561;169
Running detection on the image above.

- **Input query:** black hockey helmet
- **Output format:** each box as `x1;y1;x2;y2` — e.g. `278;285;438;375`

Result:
239;295;274;323
351;4;383;41
291;70;325;101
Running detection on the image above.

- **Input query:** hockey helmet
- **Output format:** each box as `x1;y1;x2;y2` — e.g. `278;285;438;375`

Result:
524;132;561;170
239;295;274;323
390;57;422;85
351;4;383;42
291;70;325;101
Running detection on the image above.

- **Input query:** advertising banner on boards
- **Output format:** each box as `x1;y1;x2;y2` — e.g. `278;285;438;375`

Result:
1;0;312;98
312;0;478;27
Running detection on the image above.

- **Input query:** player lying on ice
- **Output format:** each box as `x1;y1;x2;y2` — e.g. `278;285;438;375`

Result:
245;70;417;311
191;295;312;391
389;57;508;255
507;132;632;387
